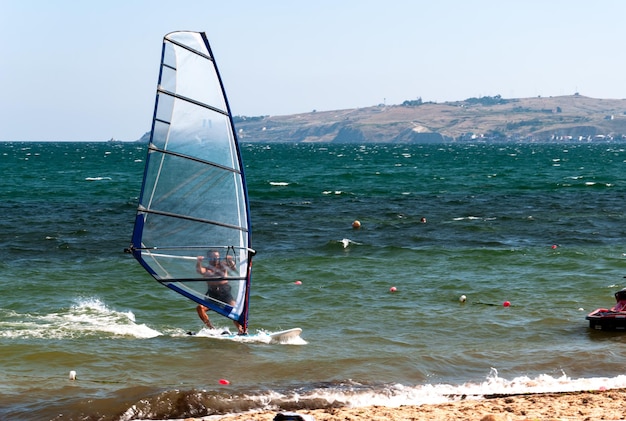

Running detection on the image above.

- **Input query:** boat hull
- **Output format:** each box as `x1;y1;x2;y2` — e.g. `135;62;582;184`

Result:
586;308;626;330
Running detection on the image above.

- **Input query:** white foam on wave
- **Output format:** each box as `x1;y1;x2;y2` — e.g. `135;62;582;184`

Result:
584;181;613;187
400;371;626;407
189;326;264;342
340;238;361;248
233;369;626;412
171;371;626;421
0;297;160;339
190;327;307;345
85;176;112;181
452;216;493;221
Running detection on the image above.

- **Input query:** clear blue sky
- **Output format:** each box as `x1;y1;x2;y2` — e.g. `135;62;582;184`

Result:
2;0;626;141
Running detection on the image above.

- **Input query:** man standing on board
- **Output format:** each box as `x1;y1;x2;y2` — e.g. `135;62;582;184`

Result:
196;250;244;334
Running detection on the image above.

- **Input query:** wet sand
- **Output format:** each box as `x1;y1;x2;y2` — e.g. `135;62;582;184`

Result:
211;388;626;421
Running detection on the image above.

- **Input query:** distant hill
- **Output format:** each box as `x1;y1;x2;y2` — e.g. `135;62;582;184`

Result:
231;95;626;143
136;95;626;143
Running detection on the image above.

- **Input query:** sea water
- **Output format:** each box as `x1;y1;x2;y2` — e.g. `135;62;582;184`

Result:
1;141;626;420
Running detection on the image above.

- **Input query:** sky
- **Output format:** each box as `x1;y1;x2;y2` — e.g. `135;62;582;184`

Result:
2;0;626;141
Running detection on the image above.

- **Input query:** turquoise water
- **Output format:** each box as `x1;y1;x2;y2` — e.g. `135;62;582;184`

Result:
1;141;626;420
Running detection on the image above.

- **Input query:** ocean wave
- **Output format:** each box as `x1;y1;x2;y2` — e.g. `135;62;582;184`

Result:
119;371;626;420
0;297;160;339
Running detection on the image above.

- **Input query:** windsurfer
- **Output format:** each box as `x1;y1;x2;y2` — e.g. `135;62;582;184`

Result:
196;251;245;334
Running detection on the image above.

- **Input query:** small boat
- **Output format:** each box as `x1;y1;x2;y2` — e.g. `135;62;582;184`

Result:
586;288;626;330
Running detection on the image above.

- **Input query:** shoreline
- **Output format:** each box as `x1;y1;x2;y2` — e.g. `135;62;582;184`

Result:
211;388;626;421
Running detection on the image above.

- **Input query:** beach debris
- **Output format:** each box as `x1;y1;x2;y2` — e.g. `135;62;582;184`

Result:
218;378;230;385
273;412;315;421
459;295;467;303
503;301;511;307
352;220;361;229
69;370;77;380
389;286;397;292
294;280;302;285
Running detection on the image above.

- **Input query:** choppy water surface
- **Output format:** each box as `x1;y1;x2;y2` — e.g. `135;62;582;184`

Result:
1;141;626;420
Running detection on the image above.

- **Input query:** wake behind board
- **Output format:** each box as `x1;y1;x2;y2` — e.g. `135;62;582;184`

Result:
187;327;303;344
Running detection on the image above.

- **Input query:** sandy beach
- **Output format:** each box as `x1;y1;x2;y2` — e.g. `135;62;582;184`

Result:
212;388;626;421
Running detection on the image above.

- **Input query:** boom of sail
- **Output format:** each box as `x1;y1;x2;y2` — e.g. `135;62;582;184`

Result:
128;31;253;331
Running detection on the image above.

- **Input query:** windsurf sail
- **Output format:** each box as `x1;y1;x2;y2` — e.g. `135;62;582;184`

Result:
127;31;253;332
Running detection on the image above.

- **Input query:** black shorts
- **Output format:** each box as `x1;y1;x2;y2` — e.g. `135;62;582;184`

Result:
206;284;234;303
